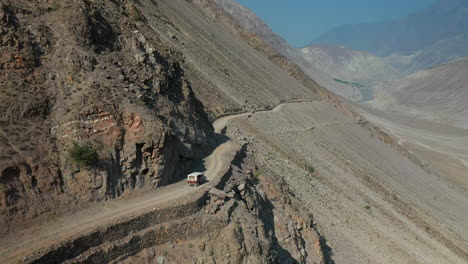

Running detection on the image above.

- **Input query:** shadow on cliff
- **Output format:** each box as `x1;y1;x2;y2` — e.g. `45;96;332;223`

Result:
190;131;230;174
320;236;336;264
249;182;299;263
252;178;336;264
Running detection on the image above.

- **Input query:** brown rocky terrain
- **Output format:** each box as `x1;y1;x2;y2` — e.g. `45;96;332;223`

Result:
0;0;319;228
117;152;327;264
0;0;218;227
0;110;329;264
189;1;468;263
1;0;467;263
226;102;468;263
0;0;329;263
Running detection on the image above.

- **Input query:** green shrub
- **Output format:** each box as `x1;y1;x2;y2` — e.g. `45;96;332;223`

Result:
253;170;261;178
68;141;99;167
306;165;315;174
130;13;141;21
125;4;142;21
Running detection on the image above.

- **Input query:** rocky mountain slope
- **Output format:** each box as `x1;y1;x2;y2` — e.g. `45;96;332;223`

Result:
300;45;402;84
0;0;219;225
210;0;293;57
370;58;468;128
207;0;468;102
313;0;468;56
0;0;320;227
116;153;327;264
358;58;468;201
0;0;329;262
196;1;468;263
302;0;468;101
298;40;468;101
299;45;403;100
205;0;364;99
1;0;468;263
0;0;329;260
395;33;468;73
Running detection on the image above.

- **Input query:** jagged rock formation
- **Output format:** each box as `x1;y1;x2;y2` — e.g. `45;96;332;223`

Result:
118;153;326;264
1;0;467;263
10;146;327;264
0;0;214;225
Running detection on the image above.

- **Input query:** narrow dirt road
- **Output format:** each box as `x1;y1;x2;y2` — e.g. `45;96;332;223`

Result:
0;114;244;264
2;100;466;264
0;102;307;264
213;101;320;133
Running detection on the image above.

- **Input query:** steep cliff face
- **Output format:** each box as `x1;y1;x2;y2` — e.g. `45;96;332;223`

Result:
0;0;213;224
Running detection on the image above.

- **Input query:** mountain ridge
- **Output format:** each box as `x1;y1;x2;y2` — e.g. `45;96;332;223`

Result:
370;57;468;128
313;0;468;56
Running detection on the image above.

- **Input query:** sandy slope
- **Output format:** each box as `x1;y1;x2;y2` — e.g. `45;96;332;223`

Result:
227;101;468;264
371;58;468;129
363;58;468;197
359;106;468;193
139;0;318;115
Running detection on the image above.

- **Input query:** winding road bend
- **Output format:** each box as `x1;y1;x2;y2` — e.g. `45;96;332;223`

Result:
0;101;306;264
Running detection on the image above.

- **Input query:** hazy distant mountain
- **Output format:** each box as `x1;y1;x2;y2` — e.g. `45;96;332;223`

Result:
371;58;468;128
213;0;378;100
300;45;403;98
381;33;468;73
216;0;468;102
314;0;468;56
409;33;468;71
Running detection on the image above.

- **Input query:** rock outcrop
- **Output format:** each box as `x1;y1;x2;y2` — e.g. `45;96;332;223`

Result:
0;0;213;227
12;145;328;264
117;152;327;264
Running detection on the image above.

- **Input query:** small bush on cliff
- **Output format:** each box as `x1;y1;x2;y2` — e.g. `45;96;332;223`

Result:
125;4;142;21
68;141;99;167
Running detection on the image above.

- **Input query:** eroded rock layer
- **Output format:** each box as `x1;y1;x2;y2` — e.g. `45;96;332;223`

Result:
0;0;214;226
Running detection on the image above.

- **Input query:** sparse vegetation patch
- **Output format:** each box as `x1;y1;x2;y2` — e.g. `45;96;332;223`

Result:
68;141;99;167
333;78;364;88
306;165;315;174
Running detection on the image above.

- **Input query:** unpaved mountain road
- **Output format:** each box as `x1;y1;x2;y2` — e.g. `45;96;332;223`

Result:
0;115;242;264
0;101;311;264
2;101;467;264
